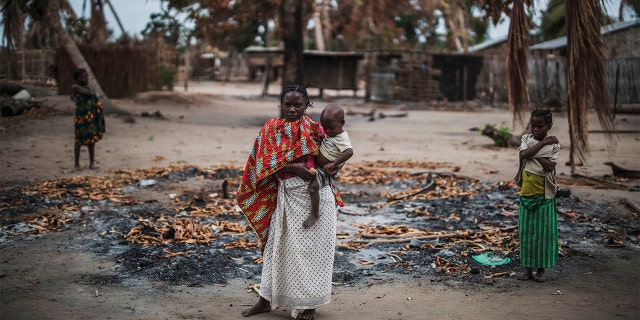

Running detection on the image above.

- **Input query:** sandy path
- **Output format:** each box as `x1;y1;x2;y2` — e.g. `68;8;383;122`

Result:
1;81;639;319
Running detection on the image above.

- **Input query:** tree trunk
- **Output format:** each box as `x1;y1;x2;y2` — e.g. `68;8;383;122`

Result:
456;6;469;52
280;0;304;84
49;2;128;115
320;0;332;51
441;2;462;52
313;12;325;51
104;0;127;37
88;0;108;45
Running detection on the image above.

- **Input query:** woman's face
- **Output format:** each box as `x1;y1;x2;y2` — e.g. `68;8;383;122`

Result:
281;91;308;122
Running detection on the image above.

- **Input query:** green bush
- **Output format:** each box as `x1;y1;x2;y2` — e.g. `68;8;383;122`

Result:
495;126;512;147
482;124;513;147
159;65;177;91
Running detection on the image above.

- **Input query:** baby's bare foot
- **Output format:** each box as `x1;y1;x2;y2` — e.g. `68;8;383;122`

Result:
303;215;319;228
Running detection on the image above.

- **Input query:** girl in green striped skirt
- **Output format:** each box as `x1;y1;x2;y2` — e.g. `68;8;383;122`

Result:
514;109;560;282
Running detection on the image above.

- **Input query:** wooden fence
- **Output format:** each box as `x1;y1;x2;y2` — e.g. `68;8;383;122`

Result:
0;48;56;84
478;55;640;106
1;45;178;98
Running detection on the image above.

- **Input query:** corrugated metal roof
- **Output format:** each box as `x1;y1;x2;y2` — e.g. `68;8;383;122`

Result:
467;35;508;52
530;19;639;50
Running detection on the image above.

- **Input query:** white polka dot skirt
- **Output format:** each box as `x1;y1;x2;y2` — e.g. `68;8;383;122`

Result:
259;176;337;309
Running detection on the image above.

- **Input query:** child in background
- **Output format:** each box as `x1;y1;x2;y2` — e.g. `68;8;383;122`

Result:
515;109;560;282
71;68;105;170
303;104;353;228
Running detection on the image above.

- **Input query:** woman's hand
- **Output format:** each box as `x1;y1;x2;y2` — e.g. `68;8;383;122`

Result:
282;163;315;180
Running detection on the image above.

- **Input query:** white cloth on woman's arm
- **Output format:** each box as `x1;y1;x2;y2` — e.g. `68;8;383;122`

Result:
259;176;337;309
319;131;352;162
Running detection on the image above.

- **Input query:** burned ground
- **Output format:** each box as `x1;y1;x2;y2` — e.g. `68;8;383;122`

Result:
2;161;638;291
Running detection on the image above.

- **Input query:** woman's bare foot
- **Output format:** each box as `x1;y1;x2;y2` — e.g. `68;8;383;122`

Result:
518;268;533;280
535;268;545;282
302;214;319;228
296;309;316;320
241;297;271;317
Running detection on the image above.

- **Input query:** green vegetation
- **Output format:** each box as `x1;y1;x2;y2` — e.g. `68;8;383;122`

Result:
483;124;512;147
159;65;177;91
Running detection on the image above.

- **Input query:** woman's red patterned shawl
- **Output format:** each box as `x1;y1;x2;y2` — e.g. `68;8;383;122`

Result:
236;116;327;248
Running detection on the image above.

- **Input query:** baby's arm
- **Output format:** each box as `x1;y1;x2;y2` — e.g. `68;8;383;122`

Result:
324;148;353;175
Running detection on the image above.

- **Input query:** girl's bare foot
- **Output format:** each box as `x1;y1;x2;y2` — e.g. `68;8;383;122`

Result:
241;297;271;317
518;268;533;280
535;268;545;282
296;309;316;320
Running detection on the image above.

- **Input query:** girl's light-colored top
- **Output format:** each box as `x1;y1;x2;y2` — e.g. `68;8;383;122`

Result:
518;133;560;199
319;131;352;162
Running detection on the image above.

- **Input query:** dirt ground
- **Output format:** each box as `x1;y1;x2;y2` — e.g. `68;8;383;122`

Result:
1;81;639;320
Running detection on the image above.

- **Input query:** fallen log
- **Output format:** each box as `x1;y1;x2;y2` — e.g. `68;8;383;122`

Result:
351;226;517;247
625;197;640;214
604;162;640;178
360;232;431;239
387;174;435;202
484;271;510;279
481;124;523;147
379;111;408;118
571;173;630;190
0;98;34;116
613;104;640;114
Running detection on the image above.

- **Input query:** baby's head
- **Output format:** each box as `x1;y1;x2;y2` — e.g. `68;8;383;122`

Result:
320;104;345;137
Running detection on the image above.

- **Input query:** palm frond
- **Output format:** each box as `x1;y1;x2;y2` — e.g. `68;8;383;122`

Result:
506;0;532;126
1;0;27;49
566;0;617;166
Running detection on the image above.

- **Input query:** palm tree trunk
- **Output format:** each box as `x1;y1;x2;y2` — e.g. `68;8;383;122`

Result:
104;0;127;37
320;0;333;50
506;0;532;126
313;11;325;51
280;0;304;84
49;1;128;115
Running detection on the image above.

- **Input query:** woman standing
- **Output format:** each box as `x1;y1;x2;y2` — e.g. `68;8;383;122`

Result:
237;82;342;320
71;68;105;170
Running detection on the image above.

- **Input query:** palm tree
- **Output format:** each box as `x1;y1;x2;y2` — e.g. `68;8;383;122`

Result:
565;0;616;171
1;0;127;114
505;0;617;172
506;0;532;126
280;0;304;83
